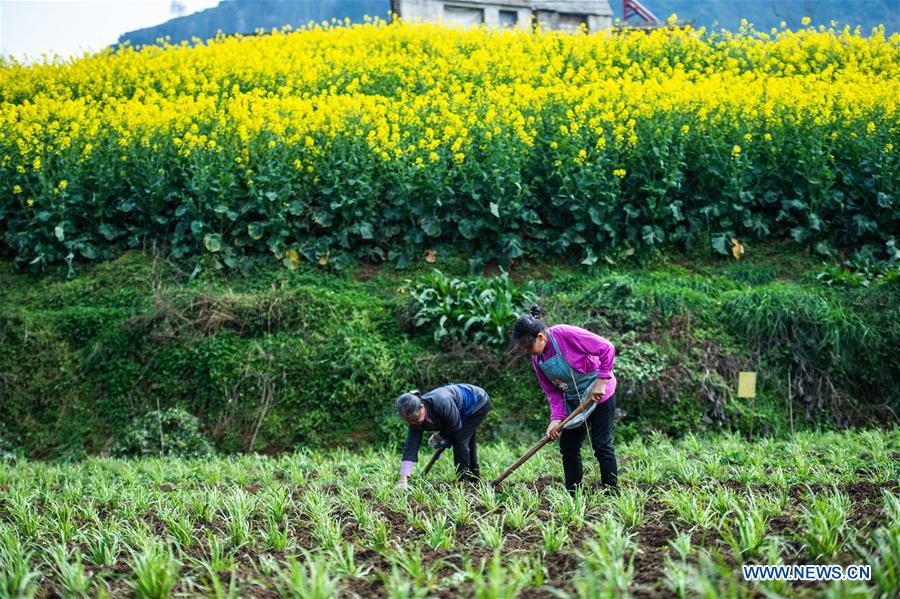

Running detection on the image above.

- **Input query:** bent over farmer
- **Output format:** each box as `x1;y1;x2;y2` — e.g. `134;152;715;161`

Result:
512;305;618;495
396;384;491;488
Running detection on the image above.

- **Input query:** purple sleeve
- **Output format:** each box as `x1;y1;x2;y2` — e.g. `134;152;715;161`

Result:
561;326;616;378
400;460;414;477
533;356;567;421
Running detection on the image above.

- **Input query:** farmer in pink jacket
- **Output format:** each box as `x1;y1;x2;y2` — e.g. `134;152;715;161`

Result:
512;305;618;494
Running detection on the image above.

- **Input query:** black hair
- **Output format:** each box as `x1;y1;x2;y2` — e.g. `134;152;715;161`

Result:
511;304;547;351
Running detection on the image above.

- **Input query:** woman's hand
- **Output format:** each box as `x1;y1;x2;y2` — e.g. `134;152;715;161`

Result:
546;419;564;440
591;378;609;401
428;433;444;449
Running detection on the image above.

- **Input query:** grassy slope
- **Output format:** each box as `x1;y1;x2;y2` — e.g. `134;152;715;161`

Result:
0;243;897;459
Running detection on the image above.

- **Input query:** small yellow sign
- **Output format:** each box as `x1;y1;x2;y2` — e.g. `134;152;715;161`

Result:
738;371;757;398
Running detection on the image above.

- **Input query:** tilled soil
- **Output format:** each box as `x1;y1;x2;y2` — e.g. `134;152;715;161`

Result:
23;477;900;598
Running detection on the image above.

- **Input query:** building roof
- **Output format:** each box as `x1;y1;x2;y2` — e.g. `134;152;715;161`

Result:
531;1;613;16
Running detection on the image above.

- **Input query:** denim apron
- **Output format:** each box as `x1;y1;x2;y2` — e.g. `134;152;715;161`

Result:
538;330;598;430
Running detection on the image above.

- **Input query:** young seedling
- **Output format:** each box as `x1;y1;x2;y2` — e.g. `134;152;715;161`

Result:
681;550;751;599
223;499;252;549
547;487;586;526
311;515;345;551
661;487;716;529
501;500;533;531
204;533;236;573
264;514;290;551
364;516;390;551
799;488;851;560
48;502;78;545
474;516;505;551
866;496;899;597
518;487;541;513
707;485;740;521
262;485;292;523
419;513;455;549
379;565;429;599
538;517;569;553
189;488;221;525
720;503;769;559
164;510;194;550
577;545;635;599
327;543;373;577
198;563;240;599
277;551;340;599
299;487;334;520
637;457;665;485
590;512;636;557
128;541;181;599
5;490;40;542
388;545;443;588
508;555;546;588
409;484;433;505
84;528;120;568
448;487;473;526
471;551;526;599
49;544;92;598
0;527;40;599
610;486;647;528
576;515;637;599
477;483;500;513
663;532;693;598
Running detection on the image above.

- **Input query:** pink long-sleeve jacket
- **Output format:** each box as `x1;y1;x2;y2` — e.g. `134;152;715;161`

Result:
531;324;617;421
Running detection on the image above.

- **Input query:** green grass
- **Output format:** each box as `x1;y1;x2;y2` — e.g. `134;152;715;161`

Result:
1;246;898;459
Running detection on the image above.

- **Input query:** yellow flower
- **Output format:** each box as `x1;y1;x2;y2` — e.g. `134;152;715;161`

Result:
284;249;300;269
801;16;811;26
743;134;753;143
58;180;68;190
27;198;35;207
429;151;439;162
681;125;690;135
885;143;894;154
866;122;876;134
454;152;465;163
12;185;22;194
731;145;742;158
613;168;627;179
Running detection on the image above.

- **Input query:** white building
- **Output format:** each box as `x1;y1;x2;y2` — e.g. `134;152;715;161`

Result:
390;0;614;33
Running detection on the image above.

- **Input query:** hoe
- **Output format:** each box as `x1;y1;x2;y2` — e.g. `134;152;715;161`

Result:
492;394;596;486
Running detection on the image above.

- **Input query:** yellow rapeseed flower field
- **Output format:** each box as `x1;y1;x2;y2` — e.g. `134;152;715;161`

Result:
0;19;897;271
